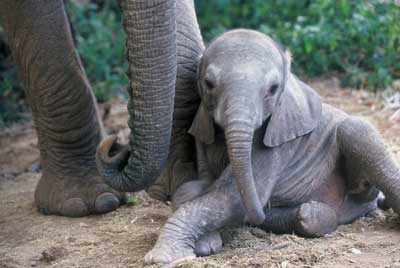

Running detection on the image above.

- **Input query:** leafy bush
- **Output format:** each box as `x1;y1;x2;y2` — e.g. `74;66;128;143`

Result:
0;76;25;127
1;1;398;126
67;1;127;102
0;28;25;127
195;0;400;90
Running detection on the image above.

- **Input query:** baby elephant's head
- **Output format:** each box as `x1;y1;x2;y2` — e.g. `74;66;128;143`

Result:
189;29;321;225
198;29;291;131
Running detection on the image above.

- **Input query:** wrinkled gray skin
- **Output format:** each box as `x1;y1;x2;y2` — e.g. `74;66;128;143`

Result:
0;0;203;216
144;30;400;264
96;0;205;199
2;0;399;264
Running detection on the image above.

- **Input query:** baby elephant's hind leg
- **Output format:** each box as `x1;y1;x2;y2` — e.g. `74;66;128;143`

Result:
337;117;400;214
261;201;338;238
338;195;378;225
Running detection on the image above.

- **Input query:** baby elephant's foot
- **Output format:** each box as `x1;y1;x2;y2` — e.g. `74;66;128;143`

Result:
144;239;195;265
294;201;338;238
144;231;222;264
35;171;122;217
194;231;223;257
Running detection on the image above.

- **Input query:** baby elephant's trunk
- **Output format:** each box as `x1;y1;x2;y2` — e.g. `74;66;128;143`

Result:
224;103;265;225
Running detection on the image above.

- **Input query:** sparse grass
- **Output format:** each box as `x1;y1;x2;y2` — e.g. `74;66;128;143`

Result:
126;195;139;206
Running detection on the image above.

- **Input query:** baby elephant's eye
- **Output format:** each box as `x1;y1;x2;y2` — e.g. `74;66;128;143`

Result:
204;78;215;91
269;84;279;95
264;84;279;99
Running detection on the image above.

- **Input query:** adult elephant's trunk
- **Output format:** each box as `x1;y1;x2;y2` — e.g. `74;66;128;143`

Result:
96;0;177;192
224;101;266;225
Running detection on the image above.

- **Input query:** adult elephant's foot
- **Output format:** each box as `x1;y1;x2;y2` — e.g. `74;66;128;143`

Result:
34;170;122;217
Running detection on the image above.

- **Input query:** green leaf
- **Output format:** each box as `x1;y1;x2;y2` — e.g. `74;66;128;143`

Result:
127;195;139;206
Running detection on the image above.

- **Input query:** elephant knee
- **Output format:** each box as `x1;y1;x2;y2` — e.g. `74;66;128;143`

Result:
172;180;211;209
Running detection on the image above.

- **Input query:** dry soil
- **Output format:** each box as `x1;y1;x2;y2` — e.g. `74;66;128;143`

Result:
1;79;400;268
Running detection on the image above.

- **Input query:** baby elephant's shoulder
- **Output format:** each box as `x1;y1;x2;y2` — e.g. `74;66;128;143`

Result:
320;103;350;128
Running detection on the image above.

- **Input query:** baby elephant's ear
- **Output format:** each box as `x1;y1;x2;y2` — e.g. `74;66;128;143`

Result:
263;74;322;147
188;102;215;145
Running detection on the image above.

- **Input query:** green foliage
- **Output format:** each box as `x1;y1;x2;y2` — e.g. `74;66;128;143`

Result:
0;76;24;127
67;1;127;102
195;0;400;90
0;28;25;127
126;195;139;206
1;1;398;126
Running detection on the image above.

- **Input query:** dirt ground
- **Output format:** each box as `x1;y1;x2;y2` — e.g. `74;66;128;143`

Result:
1;78;400;268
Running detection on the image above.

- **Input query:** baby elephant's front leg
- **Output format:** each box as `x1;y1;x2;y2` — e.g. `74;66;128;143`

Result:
144;182;242;264
172;180;223;257
172;180;211;209
194;231;223;257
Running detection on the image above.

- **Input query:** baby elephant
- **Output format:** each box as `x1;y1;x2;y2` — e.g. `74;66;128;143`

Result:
144;29;400;264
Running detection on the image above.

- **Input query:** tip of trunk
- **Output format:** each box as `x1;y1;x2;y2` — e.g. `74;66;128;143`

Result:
244;203;266;226
96;135;130;186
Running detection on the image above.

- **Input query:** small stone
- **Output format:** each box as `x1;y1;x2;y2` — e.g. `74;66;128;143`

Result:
65;236;76;243
350;248;362;255
354;242;368;249
41;246;67;263
79;222;89;228
281;260;290;268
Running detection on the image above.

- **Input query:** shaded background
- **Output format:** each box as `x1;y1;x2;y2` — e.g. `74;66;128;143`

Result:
0;0;399;127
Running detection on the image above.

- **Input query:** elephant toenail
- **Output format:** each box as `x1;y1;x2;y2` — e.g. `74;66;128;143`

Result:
194;242;211;257
62;198;88;217
95;193;120;214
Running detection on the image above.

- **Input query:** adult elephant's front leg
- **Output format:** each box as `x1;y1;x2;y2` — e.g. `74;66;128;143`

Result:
145;176;244;264
0;0;121;216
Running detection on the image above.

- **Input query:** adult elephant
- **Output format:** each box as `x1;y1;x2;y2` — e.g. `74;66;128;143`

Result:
0;0;203;217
